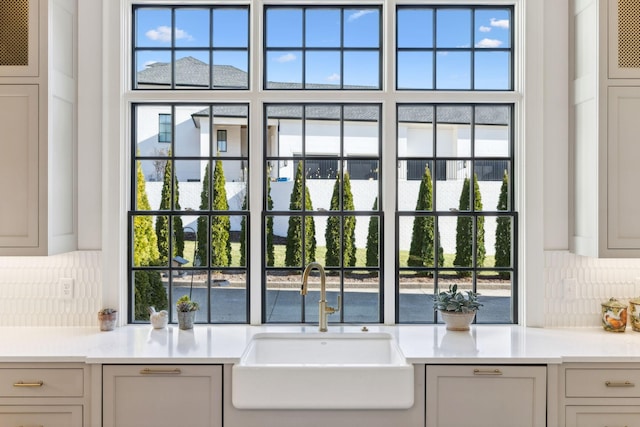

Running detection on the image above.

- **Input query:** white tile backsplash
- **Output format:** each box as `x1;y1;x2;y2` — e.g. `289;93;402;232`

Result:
0;251;101;326
544;250;640;327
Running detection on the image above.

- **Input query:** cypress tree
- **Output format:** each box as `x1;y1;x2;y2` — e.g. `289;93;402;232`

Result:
211;159;231;266
285;162;316;266
342;172;356;266
155;157;184;265
453;174;485;276
325;175;342;267
133;160;167;320
239;190;247;267
196;163;210;266
266;176;275;266
494;170;511;279
407;165;442;268
365;197;379;267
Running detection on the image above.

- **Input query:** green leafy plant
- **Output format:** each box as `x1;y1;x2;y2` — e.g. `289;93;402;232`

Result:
433;284;482;313
176;295;199;312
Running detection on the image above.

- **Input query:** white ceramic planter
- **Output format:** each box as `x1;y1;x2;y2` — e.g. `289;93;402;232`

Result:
440;311;476;331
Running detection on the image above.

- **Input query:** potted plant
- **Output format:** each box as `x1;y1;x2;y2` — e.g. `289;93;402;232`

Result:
433;284;482;331
176;295;199;330
98;308;118;331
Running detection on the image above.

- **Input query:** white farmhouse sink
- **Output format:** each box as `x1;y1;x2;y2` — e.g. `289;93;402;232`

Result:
231;332;414;409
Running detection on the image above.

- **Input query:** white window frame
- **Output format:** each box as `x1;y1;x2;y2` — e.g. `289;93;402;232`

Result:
102;0;545;326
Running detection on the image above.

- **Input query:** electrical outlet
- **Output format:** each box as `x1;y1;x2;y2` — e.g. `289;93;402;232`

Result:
60;278;74;299
563;277;577;300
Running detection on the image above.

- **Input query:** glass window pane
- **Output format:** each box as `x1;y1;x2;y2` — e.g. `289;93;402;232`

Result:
266;8;302;47
398;271;435;323
343;8;380;48
133;270;169;320
436;51;471;90
475;105;511;158
476;272;513;323
266;50;302;89
175;9;209;48
343;275;380;323
398;51;433;90
135;50;172;88
436;106;471;157
475;51;510;90
135;8;171;47
305;51;341;88
475;9;511;49
436;9;471;48
213;8;248;47
213;51;248;89
343;51;379;88
306;9;340;47
397;8;433;48
175;52;210;88
210;271;247;322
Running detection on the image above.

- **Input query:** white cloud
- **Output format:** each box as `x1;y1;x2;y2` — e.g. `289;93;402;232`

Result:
275;53;297;63
347;10;375;22
326;73;340;82
145;26;193;42
476;38;503;48
479;25;491;33
490;18;510;29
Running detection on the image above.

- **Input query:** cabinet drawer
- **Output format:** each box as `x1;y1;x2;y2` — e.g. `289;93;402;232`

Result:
566;368;640;397
0;405;82;427
566;406;640;427
0;368;83;397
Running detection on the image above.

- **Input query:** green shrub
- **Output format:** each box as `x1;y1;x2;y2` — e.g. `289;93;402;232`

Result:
408;165;443;268
285;162;316;266
365;197;379;267
494;170;511;279
325;172;356;267
211;159;231;266
155;156;184;264
453;175;485;276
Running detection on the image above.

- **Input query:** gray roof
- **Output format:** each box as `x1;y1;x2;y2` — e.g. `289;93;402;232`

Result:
138;57;510;126
137;56;247;88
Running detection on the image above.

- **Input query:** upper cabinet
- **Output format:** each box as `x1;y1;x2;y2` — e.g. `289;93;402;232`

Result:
0;0;39;77
0;0;77;255
608;0;640;79
572;0;640;257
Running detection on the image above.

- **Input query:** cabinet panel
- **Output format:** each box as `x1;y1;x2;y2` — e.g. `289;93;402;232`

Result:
103;365;222;427
566;367;640;398
0;0;39;76
426;365;546;427
608;0;640;78
607;87;640;249
0;405;82;427
0;367;83;397
0;85;39;248
567;406;640;427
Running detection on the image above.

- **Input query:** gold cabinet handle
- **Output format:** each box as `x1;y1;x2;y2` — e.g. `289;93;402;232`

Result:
13;381;44;387
139;368;182;375
473;369;503;376
605;381;635;387
18;425;44;427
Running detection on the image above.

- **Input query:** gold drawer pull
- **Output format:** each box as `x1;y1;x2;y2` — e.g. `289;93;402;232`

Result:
13;381;44;387
140;368;182;375
18;425;44;427
605;381;635;387
473;369;503;376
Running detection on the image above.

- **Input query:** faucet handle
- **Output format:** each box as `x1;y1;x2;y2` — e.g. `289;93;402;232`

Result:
330;295;341;313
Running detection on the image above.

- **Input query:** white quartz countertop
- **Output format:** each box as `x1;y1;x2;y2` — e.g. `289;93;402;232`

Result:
1;325;639;364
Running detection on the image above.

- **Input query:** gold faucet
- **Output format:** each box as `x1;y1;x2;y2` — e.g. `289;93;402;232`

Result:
301;262;340;332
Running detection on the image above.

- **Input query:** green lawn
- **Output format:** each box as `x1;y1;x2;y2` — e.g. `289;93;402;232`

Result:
181;240;497;272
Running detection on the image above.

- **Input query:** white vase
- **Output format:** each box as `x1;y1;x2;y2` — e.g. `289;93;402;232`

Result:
440;311;476;331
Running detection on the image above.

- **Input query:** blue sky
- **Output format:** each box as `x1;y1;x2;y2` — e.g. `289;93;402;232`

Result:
135;7;511;90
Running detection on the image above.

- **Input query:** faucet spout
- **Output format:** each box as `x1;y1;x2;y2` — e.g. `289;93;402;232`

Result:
301;262;339;332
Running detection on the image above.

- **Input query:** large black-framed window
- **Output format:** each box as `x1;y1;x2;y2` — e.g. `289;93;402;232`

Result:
133;5;250;90
396;104;517;324
264;5;382;90
396;5;513;90
158;113;171;143
129;103;250;324
263;104;383;324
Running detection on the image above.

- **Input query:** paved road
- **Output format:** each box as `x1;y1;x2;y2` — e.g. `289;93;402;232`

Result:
169;287;513;324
